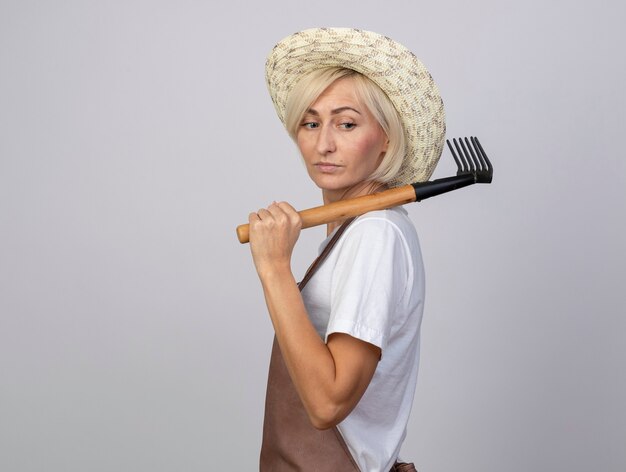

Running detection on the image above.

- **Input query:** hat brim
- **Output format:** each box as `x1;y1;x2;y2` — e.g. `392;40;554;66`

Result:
265;27;446;186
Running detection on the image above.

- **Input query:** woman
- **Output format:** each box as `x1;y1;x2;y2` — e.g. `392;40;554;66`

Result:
248;28;445;471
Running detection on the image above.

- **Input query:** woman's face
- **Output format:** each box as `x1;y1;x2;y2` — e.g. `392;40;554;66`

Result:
296;77;388;203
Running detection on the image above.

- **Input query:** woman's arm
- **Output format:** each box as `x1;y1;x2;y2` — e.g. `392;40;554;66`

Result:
249;202;380;430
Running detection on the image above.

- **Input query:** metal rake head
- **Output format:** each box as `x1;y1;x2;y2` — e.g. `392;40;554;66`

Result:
447;137;493;184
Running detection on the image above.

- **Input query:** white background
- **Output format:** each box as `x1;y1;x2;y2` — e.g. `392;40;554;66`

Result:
1;1;624;470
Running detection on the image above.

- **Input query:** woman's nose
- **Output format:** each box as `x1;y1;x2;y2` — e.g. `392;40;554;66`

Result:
316;126;336;155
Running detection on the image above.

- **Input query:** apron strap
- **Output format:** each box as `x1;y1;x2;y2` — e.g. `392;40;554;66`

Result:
298;217;356;291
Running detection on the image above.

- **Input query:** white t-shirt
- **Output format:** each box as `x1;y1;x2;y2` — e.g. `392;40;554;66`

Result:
301;207;425;472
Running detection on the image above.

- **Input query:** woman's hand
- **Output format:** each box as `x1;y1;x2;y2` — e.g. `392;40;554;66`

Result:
248;201;302;277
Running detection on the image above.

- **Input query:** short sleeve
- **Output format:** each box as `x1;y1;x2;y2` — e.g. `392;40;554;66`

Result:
326;217;411;352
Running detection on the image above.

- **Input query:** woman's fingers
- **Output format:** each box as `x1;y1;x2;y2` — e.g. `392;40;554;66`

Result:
275;201;303;228
257;208;272;219
248;202;301;234
253;202;299;226
249;208;273;226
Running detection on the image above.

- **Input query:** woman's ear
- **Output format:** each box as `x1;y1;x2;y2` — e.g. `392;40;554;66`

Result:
382;138;389;152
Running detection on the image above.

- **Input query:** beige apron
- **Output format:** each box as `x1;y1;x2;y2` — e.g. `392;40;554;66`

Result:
259;218;417;472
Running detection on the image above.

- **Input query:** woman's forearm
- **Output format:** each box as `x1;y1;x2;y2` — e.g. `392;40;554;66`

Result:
259;266;343;427
259;265;376;429
248;202;378;428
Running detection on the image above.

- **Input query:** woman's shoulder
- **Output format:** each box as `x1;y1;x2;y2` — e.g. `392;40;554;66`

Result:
318;207;418;255
335;207;419;254
351;206;416;237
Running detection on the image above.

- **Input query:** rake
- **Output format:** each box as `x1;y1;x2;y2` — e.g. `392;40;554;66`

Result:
236;136;493;243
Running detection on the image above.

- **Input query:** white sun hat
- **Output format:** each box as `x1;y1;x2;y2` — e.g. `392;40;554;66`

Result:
265;27;446;186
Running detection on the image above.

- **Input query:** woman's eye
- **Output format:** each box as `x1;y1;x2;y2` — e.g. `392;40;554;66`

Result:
339;122;356;130
301;122;319;129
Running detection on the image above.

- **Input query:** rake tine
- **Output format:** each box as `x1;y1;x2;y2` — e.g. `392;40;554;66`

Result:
472;137;493;173
446;139;463;173
458;138;476;173
452;138;469;173
463;137;481;171
467;137;486;170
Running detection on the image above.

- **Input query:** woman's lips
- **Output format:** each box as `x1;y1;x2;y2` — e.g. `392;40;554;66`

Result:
315;163;341;173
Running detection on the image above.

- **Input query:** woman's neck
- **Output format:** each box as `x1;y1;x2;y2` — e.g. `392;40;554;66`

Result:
323;181;387;235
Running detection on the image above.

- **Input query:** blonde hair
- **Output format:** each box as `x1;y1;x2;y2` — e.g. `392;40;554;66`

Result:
284;67;406;185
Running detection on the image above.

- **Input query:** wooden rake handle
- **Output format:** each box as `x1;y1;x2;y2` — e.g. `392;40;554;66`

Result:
236;137;493;244
236;184;417;244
